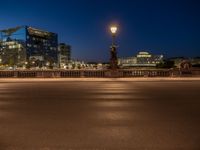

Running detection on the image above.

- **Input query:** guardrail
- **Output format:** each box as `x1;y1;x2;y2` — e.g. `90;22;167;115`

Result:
0;69;199;78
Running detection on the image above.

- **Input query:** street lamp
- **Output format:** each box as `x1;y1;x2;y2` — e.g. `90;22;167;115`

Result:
110;26;118;46
110;26;117;34
109;25;118;70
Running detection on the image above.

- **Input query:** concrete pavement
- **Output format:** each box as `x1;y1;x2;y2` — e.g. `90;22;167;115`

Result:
0;79;200;149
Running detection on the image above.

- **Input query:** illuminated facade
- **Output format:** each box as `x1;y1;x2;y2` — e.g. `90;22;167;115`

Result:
118;51;164;67
136;52;163;65
0;26;58;67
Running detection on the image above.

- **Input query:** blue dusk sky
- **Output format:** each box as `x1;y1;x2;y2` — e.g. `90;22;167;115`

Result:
0;0;200;61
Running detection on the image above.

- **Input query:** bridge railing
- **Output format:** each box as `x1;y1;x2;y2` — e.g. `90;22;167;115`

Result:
119;69;171;77
0;69;199;78
0;71;15;78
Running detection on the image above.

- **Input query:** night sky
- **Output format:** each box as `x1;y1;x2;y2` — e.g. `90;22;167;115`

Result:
0;0;200;62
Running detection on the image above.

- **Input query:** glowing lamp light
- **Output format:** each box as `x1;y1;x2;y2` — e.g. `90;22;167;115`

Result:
110;26;118;34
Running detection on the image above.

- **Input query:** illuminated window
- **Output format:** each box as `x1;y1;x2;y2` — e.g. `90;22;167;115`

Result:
27;44;31;47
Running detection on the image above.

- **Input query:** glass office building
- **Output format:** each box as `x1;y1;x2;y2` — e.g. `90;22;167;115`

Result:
58;43;71;68
0;26;58;67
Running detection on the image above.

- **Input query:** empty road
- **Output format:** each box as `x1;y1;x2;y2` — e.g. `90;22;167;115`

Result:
0;78;200;150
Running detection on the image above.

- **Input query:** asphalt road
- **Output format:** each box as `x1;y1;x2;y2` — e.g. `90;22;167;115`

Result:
0;79;200;150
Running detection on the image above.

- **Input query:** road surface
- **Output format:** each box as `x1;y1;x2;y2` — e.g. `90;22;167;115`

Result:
0;78;200;149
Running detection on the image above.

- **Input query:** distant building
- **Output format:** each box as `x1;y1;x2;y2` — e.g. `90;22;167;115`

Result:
168;57;200;68
58;43;71;68
0;26;58;67
191;57;200;66
118;51;164;68
167;57;186;68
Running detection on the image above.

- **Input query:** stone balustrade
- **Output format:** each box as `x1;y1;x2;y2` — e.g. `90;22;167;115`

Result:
0;69;199;78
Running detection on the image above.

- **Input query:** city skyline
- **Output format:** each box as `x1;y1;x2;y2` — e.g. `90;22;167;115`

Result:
0;0;200;61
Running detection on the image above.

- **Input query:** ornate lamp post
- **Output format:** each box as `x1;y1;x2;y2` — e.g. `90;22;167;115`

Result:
110;26;118;70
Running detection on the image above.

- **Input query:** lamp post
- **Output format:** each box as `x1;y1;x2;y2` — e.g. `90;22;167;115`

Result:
110;25;118;70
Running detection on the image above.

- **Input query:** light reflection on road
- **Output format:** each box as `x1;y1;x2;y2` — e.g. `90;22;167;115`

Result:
88;82;141;99
92;100;140;107
95;111;134;121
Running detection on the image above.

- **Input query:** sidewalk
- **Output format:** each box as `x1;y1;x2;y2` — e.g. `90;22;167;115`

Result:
0;77;200;82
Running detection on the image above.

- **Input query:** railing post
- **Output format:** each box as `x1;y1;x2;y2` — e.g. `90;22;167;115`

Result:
14;71;18;78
